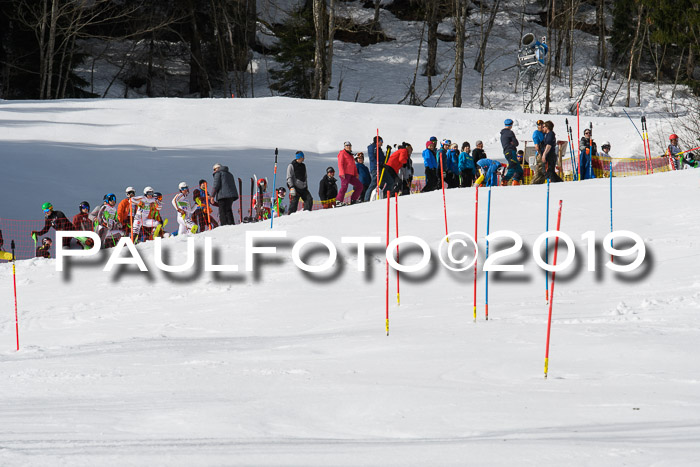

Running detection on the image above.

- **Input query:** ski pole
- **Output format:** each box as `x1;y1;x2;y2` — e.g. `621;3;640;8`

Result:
544;200;563;379
644;117;654;174
271;148;278;229
485;186;492;321
577;103;581;180
439;150;448;241
395;192;400;306
385;186;390;336
11;240;19;351
545;179;550;304
473;186;479;322
622;109;644;140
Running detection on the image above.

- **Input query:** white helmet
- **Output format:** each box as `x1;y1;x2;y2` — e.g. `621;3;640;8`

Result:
125;186;135;195
178;182;188;191
602;141;611;149
144;186;154;195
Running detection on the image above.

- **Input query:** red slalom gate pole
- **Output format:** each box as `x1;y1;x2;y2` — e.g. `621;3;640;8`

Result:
376;129;380;200
439;150;448;239
385;188;390;336
10;241;19;351
395;192;400;306
576;102;581;181
204;182;213;229
473;186;479;322
544;200;563;379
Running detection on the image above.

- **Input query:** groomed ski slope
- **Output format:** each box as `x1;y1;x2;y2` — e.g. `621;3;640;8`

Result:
1;131;699;466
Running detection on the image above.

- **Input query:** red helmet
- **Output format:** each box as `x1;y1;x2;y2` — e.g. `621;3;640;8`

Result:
669;134;678;141
257;178;267;187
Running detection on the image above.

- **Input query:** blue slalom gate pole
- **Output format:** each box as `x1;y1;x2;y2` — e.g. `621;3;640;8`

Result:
485;186;492;320
270;148;278;229
610;160;614;262
545;179;550;304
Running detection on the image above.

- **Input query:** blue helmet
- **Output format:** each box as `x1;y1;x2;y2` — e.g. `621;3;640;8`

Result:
104;193;116;203
504;118;514;126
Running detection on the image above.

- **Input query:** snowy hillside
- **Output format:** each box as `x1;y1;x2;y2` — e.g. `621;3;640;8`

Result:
1;96;700;464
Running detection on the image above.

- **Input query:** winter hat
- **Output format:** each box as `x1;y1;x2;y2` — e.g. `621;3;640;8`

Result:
344;141;352;147
429;136;438;142
213;163;222;170
475;140;483;146
326;166;335;173
295;151;305;159
504;118;514;126
426;140;434;149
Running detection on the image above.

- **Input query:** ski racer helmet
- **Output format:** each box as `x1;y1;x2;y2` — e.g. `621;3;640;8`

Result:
178;182;189;191
104;193;117;203
41;202;53;212
669;134;678;141
276;187;287;196
79;201;90;211
154;192;163;201
601;142;611;149
326;167;335;174
125;186;135;196
258;178;267;187
144;186;154;196
441;139;451;146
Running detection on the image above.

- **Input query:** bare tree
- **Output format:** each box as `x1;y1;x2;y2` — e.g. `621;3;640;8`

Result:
452;0;469;107
625;3;643;107
474;0;501;73
312;0;335;99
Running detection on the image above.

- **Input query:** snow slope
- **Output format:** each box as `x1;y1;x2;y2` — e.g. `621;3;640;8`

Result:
0;97;699;465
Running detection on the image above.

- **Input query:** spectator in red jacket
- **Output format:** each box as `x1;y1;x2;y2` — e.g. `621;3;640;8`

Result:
382;143;413;197
336;141;364;206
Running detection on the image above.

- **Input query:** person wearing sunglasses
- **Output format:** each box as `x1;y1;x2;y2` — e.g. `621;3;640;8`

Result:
578;127;597;180
31;202;76;248
72;201;93;232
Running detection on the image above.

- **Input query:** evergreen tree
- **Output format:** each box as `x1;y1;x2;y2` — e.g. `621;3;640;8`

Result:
269;1;314;98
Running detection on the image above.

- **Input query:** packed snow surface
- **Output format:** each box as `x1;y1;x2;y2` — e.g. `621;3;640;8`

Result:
1;97;699;466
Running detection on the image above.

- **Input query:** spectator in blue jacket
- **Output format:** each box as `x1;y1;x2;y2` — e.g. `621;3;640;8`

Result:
355;153;371;202
421;138;439;192
364;136;385;201
531;119;546;184
446;143;461;188
476;158;502;187
458;141;475;187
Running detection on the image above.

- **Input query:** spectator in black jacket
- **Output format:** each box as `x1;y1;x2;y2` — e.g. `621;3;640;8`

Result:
319;167;339;209
211;163;239;226
471;140;487;164
287;151;314;213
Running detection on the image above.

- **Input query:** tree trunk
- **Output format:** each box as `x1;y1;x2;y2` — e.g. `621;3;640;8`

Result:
596;0;606;68
544;0;553;113
625;4;643;107
44;0;58;99
312;0;326;99
425;0;440;94
474;0;501;73
321;0;335;99
187;1;210;97
452;0;468;107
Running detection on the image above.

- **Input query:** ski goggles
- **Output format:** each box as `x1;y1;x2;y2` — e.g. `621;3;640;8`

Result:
43;208;52;213
80;203;90;210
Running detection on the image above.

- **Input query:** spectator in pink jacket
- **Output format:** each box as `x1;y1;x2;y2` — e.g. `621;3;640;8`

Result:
336;141;364;206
